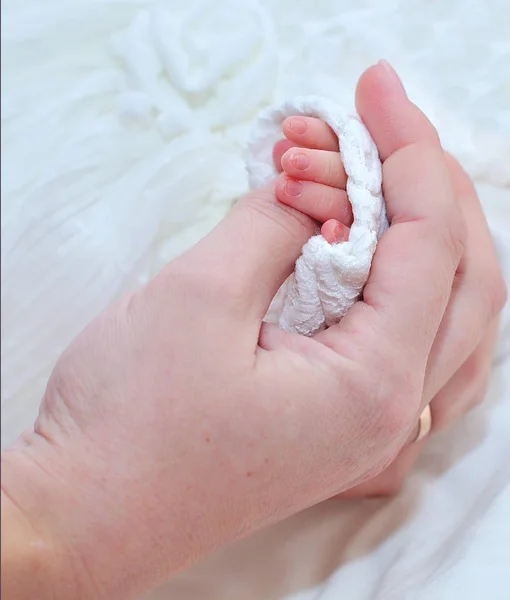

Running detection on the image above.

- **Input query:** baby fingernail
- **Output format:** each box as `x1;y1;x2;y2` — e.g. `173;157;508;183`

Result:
285;178;303;196
288;117;307;135
332;223;349;243
289;152;309;170
378;59;407;98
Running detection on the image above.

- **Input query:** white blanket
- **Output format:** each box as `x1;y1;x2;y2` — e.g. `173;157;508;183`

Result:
2;1;510;599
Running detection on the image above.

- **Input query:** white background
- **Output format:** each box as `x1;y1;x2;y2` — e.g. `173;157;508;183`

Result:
2;1;510;598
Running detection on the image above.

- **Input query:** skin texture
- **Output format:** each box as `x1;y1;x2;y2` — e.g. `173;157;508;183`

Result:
272;65;506;496
1;62;506;599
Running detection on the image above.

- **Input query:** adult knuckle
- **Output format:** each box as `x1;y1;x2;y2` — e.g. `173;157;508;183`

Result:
412;209;465;274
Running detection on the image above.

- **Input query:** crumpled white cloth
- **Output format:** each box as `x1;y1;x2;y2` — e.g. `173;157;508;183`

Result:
3;3;510;599
246;97;389;336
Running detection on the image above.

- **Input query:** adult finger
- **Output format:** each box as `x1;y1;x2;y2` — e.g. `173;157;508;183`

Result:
319;62;464;374
339;315;499;499
181;183;317;323
422;156;507;402
429;319;500;430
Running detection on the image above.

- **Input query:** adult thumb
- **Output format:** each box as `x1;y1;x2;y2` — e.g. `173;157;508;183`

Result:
187;183;316;321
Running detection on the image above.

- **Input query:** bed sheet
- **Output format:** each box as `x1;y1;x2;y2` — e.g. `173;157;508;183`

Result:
2;1;509;598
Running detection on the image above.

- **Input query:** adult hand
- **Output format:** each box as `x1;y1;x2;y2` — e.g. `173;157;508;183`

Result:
342;79;506;497
272;68;506;499
1;62;494;600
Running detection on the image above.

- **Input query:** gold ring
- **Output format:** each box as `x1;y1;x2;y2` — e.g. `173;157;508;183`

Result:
414;404;432;442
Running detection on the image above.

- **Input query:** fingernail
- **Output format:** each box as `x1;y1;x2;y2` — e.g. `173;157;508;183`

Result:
332;222;349;243
285;178;303;197
288;117;307;135
289;152;309;170
378;60;407;97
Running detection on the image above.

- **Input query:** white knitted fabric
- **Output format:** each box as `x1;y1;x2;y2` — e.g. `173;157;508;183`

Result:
246;97;389;336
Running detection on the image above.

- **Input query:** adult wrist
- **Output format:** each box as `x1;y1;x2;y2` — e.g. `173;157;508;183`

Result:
1;427;206;600
1;489;56;599
1;439;104;599
1;474;83;599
